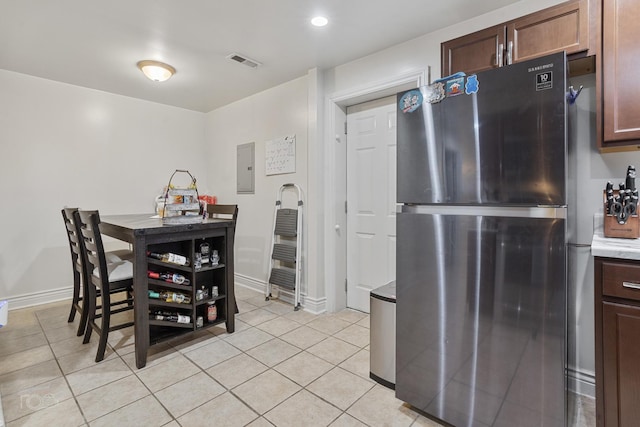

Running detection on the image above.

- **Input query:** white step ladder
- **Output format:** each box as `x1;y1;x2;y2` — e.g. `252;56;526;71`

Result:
266;184;303;310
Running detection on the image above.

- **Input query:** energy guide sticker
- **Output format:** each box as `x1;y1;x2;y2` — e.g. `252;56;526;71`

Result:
536;71;553;91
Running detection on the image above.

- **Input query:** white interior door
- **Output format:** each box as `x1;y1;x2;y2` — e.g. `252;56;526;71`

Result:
346;96;397;312
333;104;348;311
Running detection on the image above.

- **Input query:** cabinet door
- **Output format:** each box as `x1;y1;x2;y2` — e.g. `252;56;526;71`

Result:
507;0;589;64
602;301;640;426
602;0;640;145
441;24;505;76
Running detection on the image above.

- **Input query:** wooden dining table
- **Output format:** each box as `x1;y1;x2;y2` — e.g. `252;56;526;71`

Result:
99;214;236;368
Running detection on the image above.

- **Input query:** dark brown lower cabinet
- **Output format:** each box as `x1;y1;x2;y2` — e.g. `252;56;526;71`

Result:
595;257;640;426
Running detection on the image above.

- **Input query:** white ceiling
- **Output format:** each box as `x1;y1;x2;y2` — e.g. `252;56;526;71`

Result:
0;0;521;112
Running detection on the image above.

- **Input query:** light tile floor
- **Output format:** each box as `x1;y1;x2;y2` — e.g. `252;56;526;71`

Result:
0;286;595;427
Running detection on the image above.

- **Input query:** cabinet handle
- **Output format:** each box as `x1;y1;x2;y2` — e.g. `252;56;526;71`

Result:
622;281;640;290
497;43;504;67
507;41;513;65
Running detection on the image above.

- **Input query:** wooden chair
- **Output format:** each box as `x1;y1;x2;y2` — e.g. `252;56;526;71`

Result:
206;204;238;228
62;208;88;336
63;207;132;337
76;210;135;362
206;204;239;313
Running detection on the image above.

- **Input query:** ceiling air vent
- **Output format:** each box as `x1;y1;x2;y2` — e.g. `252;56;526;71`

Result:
227;53;261;69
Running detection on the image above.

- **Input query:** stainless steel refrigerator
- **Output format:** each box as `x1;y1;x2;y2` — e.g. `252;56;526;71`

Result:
395;52;568;427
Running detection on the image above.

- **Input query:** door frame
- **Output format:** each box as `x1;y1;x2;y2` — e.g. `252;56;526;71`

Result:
323;70;426;312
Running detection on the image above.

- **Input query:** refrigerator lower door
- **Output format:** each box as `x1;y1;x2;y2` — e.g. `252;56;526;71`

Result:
396;210;566;427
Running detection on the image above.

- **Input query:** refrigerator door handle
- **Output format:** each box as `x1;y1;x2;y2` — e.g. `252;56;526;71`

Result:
401;204;567;219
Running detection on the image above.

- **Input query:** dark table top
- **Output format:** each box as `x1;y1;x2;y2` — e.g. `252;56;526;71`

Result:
100;213;232;237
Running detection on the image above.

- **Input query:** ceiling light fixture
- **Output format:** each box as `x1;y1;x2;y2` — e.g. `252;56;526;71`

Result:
311;16;328;27
136;60;176;82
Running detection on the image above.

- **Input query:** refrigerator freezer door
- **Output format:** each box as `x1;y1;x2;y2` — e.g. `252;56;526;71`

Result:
397;52;567;206
395;210;566;427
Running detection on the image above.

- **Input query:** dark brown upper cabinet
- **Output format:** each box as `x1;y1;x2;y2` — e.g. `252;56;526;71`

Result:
442;0;592;77
599;0;640;151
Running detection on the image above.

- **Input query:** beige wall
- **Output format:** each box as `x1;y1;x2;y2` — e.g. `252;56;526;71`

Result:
203;76;314;307
0;70;207;306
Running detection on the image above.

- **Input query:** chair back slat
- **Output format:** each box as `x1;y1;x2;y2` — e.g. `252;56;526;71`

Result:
76;210;110;288
62;208;83;274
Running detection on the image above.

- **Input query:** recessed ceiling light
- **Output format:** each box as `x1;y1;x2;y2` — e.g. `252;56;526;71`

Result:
136;60;176;82
311;16;328;27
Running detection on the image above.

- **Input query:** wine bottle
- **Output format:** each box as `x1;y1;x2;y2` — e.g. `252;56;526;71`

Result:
150;311;190;324
147;251;190;266
148;290;191;304
147;271;191;285
160;291;191;304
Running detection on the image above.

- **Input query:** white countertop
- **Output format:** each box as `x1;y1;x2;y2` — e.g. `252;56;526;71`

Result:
591;213;640;260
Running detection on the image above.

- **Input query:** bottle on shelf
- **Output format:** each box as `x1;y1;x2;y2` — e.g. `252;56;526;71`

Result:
150;310;191;324
147;251;190;266
147;271;191;285
199;243;210;265
148;290;192;304
211;250;220;266
207;302;217;322
196;286;209;301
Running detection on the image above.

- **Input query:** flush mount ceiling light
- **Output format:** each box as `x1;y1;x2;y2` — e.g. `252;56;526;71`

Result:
136;60;176;82
311;16;328;27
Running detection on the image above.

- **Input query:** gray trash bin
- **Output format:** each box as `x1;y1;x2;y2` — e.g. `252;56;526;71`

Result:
369;281;396;389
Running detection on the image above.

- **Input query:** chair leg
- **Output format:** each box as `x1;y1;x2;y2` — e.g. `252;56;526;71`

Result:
68;269;81;323
95;288;110;362
83;284;96;345
76;297;89;337
76;273;90;337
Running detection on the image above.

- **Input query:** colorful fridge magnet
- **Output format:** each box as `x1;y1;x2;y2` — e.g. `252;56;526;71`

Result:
399;90;423;113
465;75;479;94
433;71;466;83
445;77;464;97
425;82;445;104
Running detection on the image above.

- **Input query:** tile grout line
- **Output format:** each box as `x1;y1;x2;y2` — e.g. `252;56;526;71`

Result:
36;309;92;427
162;306;372;425
222;311;374;425
3;297;374;427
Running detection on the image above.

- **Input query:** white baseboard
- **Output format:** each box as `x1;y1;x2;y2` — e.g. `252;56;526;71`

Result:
4;287;72;311
567;366;595;399
234;273;265;294
234;273;326;314
4;273;328;314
